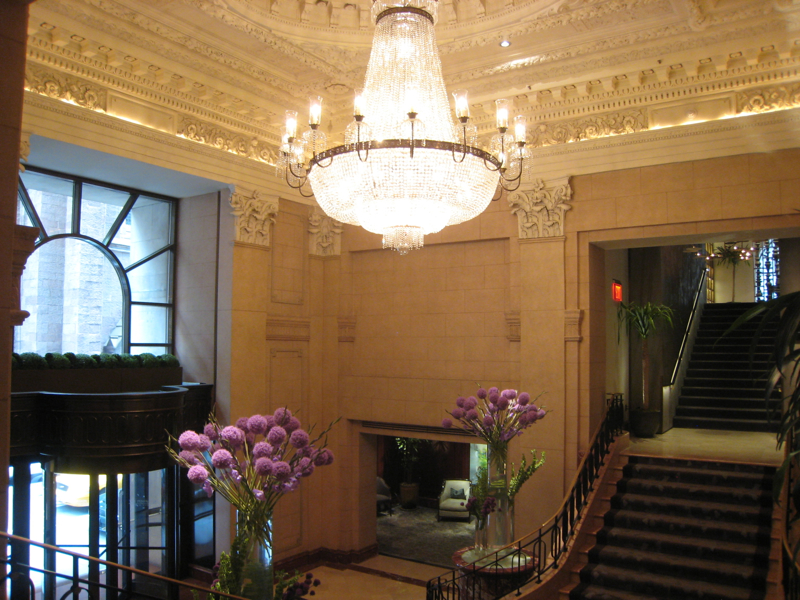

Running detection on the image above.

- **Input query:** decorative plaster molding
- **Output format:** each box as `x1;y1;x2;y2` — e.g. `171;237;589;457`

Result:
530;109;647;148
504;311;520;342
738;83;800;113
308;208;343;256
229;188;279;246
564;309;583;343
19;130;32;172
178;116;276;163
338;317;356;342
13;225;40;327
265;317;311;341
508;177;572;239
25;63;107;111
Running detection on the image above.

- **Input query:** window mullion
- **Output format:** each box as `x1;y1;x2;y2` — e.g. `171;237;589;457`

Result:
103;192;139;247
18;179;47;237
72;180;82;234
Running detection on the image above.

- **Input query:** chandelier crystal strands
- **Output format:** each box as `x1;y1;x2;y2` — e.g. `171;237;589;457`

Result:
277;0;531;254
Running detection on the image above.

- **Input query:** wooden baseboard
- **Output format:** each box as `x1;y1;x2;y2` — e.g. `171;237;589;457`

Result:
274;544;379;573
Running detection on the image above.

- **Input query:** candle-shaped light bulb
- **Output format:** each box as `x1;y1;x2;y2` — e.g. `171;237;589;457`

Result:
453;89;469;120
407;87;420;116
354;88;365;118
309;96;323;127
514;115;527;144
495;98;510;131
285;110;298;139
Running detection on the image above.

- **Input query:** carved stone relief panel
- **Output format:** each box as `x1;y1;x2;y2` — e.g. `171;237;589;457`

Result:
508;177;572;240
308;207;343;257
229;188;279;247
271;210;307;305
505;311;520;342
564;309;583;342
529;109;648;148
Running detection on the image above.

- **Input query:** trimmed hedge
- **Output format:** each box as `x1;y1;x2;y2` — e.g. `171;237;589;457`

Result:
11;351;180;370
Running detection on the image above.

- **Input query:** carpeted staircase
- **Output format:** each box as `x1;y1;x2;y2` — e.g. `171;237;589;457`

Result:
673;302;780;433
569;455;776;600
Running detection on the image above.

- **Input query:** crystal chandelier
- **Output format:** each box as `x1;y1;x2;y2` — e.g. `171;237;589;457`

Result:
278;0;530;254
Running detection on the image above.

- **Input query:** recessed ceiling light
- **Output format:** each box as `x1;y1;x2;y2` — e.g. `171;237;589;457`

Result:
499;40;511;48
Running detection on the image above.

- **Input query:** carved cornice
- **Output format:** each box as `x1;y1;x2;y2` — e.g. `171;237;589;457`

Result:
738;82;800;113
530;109;647;148
338;316;356;343
308;208;343;257
504;311;520;342
26;38;279;139
508;177;572;240
229;188;279;247
265;317;311;341
178;116;277;163
26;63;107;111
564;309;583;343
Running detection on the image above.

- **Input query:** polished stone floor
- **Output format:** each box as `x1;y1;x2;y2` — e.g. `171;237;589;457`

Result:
309;427;782;599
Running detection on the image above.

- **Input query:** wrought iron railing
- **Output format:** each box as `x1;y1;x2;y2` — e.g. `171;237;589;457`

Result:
1;531;244;600
782;424;799;600
425;395;625;600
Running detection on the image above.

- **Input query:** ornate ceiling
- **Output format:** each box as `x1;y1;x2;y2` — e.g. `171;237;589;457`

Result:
21;0;800;189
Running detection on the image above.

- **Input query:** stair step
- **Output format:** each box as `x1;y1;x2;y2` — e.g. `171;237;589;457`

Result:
576;563;758;600
677;396;780;408
622;461;773;489
569;582;663;600
603;509;771;544
680;386;778;399
672;416;779;432
609;492;772;525
674;406;780;420
617;475;772;507
587;545;768;589
596;526;770;567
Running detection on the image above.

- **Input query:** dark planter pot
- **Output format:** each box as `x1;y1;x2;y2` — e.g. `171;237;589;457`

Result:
12;367;183;394
400;482;419;509
630;410;661;438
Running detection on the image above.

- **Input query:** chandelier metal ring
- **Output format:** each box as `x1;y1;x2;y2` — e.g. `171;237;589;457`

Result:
308;140;502;170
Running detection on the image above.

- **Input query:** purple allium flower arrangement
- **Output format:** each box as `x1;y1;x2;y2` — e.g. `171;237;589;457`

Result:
442;386;546;464
168;408;339;550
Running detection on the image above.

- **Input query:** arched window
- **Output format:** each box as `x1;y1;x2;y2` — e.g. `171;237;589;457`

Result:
15;167;176;356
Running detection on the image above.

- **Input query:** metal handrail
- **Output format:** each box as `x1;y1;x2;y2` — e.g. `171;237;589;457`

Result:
1;531;246;600
668;269;706;386
425;396;625;600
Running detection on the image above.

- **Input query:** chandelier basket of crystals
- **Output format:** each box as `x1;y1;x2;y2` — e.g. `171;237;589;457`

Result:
278;0;531;254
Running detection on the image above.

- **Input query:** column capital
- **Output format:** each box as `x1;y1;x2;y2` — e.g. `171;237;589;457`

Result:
508;177;572;240
308;207;343;257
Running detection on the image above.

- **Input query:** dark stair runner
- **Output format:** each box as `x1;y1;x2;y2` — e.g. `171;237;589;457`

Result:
673;302;780;433
570;455;775;600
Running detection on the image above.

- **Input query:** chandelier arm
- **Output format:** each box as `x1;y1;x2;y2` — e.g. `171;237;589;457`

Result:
357;145;370;162
288;161;308;179
314;154;334;169
499;174;522;193
483;157;502;172
491;185;503;202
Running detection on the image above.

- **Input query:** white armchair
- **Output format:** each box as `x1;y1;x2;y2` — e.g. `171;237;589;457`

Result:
437;479;471;521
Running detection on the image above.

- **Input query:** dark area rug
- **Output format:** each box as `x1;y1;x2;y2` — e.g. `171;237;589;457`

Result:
376;506;475;569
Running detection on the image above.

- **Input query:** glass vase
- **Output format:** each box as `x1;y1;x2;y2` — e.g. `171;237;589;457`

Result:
474;521;488;552
486;443;511;549
237;513;274;600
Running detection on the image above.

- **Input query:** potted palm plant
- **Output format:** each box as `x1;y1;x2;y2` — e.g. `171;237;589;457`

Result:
618;301;674;437
396;437;423;508
712;245;751;302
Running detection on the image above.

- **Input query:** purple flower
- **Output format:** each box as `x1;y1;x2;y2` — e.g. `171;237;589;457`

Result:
536;408;546;420
187;465;209;484
483;415;495;428
296;457;315;477
442;418;453;428
451;407;465;420
518;412;529;426
248;415;269;435
464;396;478;410
488;403;498;414
501;389;517;400
267;426;287;446
273;407;292;426
179;450;199;465
178;431;202;451
488;390;500;404
517;392;530;406
476;388;487;399
203;479;214;497
314;449;334;466
255;457;274;476
204;423;219;440
212;449;234;469
456;396;466;408
290;429;310;448
253;441;274;459
230;470;242;482
284;477;300;492
497;396;509;410
254;490;265;501
488;386;499;395
197;435;212;452
220;426;246;448
297;445;315;458
235;417;250;432
285;417;301;433
273;461;291;481
465;409;479;421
